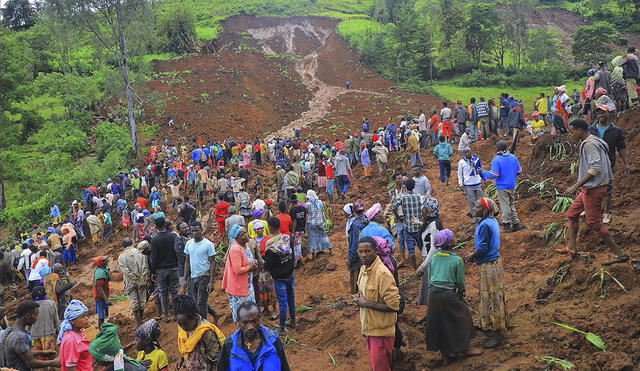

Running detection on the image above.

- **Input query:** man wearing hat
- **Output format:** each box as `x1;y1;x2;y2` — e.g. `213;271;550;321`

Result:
91;255;111;328
118;238;150;327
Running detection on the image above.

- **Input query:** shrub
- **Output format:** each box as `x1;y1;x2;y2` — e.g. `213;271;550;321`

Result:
95;121;133;161
31;120;89;158
452;69;510;87
157;5;197;53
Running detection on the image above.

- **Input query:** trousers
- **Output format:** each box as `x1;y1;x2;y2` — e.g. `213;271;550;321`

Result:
497;189;519;225
157;268;179;316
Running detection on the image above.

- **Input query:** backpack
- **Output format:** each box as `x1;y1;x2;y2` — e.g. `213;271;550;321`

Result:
240;200;252;217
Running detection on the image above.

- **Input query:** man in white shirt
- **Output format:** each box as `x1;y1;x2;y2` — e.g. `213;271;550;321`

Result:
414;109;428;149
28;251;49;290
412;167;432;197
458;127;472;153
252;198;266;211
440;102;452;122
458;149;486;221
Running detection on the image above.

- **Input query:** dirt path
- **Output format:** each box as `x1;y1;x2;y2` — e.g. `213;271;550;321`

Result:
246;20;384;139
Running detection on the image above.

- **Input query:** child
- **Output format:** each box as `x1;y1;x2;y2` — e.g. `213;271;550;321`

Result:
135;319;169;371
91;255;111;328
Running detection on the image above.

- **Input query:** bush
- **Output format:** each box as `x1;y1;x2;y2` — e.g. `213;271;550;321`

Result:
95;121;133;161
31;120;89;158
510;63;570;87
452;69;510;87
157;6;197;53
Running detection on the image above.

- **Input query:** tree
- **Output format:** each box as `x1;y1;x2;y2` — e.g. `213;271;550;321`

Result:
372;0;399;23
571;22;619;65
157;6;197;53
436;0;465;70
492;21;512;70
527;27;562;65
503;0;537;70
66;0;154;157
1;0;36;30
462;3;499;66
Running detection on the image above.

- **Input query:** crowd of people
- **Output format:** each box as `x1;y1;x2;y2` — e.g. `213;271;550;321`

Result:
0;47;637;371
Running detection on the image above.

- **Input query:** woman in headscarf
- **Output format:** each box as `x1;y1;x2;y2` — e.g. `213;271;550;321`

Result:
425;229;482;366
415;197;444;309
30;286;59;360
58;300;93;371
62;228;77;266
360;144;372;179
174;295;226;371
90;322;145;371
47;263;75;320
86;211;103;246
610;55;629;111
360;203;394;247
305;190;333;260
222;225;257;322
247;208;270;239
135;319;168;371
466;197;508;349
247;220;278;320
582;69;597;119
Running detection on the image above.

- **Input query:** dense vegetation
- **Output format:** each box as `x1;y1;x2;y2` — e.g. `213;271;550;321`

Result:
0;0;637;228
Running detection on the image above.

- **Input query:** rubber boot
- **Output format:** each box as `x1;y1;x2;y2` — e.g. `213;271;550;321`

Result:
133;310;142;327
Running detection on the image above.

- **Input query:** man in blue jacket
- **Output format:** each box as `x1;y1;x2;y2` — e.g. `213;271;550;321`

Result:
483;141;523;232
217;301;290;371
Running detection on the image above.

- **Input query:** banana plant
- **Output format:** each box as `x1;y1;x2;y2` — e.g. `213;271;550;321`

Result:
552;322;607;351
588;267;628;298
552;196;574;213
544;222;566;247
535;356;575;370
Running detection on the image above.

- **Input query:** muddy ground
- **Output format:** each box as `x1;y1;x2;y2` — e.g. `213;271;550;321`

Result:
4;15;640;371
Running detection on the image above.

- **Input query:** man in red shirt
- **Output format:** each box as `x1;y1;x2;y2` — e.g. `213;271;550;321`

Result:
276;202;293;236
91;255;111;328
214;194;230;235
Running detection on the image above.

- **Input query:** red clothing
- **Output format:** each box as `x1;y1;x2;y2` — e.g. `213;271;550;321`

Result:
215;201;230;221
136;197;148;209
92;278;109;300
567;185;608;237
60;330;94;371
325;164;335;179
335;141;344;150
442;121;453;140
366;336;394;371
372;134;379;142
88;186;99;197
277;213;293;235
222;243;252;296
253;144;261;152
430;115;440;132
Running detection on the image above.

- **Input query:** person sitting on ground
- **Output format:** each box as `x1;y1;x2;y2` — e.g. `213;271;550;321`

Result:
57;300;92;371
425;229;483;366
216;301;291;371
2;300;60;371
135;319;169;371
174;295;226;371
90;322;146;371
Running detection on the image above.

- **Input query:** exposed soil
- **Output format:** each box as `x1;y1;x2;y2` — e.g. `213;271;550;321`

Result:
6;15;640;371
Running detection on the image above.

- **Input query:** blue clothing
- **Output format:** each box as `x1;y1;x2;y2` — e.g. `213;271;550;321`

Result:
274;276;296;329
203;148;210;157
348;215;368;262
167;169;177;178
363;120;370;133
50;205;61;218
96;300;109;320
184;238;217;278
360;148;371;167
360;221;394;247
111;183;120;196
223;325;286;371
597;126;607;139
474;216;501;265
483;153;522;190
499;98;510;118
191;149;201;162
433;142;454;161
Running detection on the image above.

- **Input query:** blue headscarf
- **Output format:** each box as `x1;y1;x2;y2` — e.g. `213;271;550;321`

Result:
57;300;89;343
228;224;245;240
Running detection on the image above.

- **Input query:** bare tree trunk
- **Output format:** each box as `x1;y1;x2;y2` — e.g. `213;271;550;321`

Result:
0;178;5;212
116;0;138;157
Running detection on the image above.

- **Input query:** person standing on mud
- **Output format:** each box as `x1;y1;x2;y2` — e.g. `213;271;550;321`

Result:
354;236;401;371
415;109;428;149
118;238;150;327
558;119;629;265
588;106;630;224
466;198;508;349
182;221;219;323
393;179;424;270
150;217;179;323
334;150;352;200
482;141;523;233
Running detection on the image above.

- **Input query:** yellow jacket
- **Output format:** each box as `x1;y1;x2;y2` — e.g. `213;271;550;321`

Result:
357;257;400;337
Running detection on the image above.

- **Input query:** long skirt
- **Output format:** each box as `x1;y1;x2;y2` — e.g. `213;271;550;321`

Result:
103;224;113;240
417;268;429;305
62;245;77;263
257;272;277;308
307;224;332;254
478;258;508;332
33;335;56;360
228;278;255;322
425;286;475;353
317;176;327;188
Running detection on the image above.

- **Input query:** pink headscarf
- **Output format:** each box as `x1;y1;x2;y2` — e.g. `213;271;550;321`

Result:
365;203;382;221
435;229;454;248
372;236;394;273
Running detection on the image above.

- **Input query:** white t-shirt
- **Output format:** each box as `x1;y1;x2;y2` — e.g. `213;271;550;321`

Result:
28;258;49;281
440;107;452;121
417;113;427;131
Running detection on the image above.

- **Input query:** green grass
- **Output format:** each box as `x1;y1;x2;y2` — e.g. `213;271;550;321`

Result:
12;95;66;120
431;82;582;110
196;26;221;41
337;19;386;50
142;53;179;63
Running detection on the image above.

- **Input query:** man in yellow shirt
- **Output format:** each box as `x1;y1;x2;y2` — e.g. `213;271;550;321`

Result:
354;236;401;371
535;93;549;123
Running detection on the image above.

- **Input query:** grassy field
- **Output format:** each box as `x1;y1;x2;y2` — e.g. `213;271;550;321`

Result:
430;82;583;111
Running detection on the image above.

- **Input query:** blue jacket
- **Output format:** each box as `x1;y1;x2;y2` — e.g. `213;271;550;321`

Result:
360;222;394;247
483;153;522;190
474;216;501;264
433;142;454;161
348;215;369;262
219;325;288;371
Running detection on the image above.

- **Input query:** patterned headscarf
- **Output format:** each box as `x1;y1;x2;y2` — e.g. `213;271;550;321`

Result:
228;224;245;240
373;236;395;273
365;203;382;221
57;300;89;343
422;197;440;217
478;197;497;215
435;229;454;248
135;319;161;348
